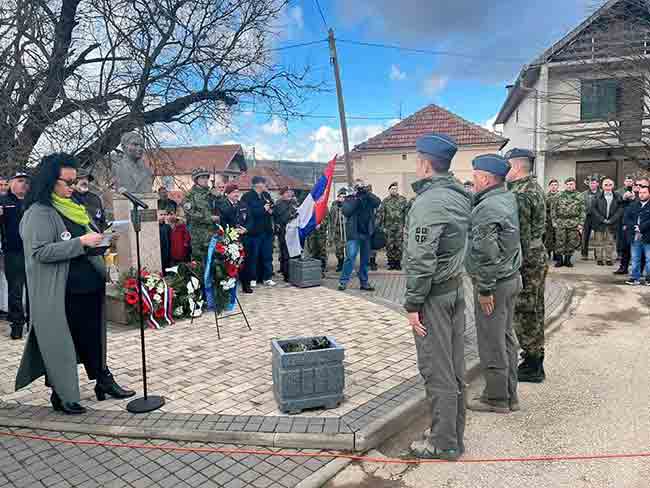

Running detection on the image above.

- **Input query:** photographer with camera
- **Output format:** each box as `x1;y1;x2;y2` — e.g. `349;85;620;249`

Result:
337;179;381;291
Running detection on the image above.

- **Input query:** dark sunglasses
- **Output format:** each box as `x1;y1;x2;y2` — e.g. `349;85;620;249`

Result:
58;178;79;187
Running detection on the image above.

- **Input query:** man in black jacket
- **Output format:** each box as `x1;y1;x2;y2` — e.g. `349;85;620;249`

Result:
274;187;298;282
614;176;637;274
0;172;30;339
73;169;107;231
337;179;381;291
624;181;650;285
241;176;276;288
589;178;623;266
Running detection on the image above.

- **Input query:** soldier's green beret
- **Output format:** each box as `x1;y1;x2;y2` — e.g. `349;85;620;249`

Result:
565;177;576;183
388;182;398;190
472;154;511;177
192;167;210;181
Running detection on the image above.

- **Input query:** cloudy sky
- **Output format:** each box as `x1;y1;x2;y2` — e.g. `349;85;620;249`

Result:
160;0;600;162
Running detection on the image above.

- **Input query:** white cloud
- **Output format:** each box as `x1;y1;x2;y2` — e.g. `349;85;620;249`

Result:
288;6;304;30
389;64;406;81
207;119;237;137
422;74;449;96
482;114;498;133
261;117;287;136
307;123;388;162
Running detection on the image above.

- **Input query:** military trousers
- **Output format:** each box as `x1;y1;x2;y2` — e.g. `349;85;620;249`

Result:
514;261;547;358
384;227;404;263
475;274;522;404
555;226;581;255
413;281;465;451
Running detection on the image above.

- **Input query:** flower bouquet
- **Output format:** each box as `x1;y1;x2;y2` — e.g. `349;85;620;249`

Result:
165;261;204;319
119;268;174;329
204;225;245;314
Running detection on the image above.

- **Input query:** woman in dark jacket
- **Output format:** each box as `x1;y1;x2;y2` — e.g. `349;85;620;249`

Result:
589;178;623;266
16;154;134;415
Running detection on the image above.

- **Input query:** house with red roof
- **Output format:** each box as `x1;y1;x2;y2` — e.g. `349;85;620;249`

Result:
233;166;310;198
337;104;507;199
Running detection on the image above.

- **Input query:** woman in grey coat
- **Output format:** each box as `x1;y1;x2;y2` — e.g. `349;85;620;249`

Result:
16;153;134;414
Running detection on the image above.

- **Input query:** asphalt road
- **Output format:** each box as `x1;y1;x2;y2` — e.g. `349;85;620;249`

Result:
327;273;650;488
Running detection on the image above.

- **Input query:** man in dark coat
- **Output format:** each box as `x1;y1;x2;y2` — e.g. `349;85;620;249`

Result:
589;178;623;266
273;187;298;282
72;169;107;231
624;178;650;285
0;172;30;339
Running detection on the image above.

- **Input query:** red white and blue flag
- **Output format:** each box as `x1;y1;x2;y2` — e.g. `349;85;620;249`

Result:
286;155;336;257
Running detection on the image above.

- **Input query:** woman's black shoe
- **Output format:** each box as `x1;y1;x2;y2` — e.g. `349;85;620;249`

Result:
242;283;254;294
95;371;136;401
50;391;86;415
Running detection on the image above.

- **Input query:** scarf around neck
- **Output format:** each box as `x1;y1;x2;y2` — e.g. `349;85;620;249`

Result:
51;193;91;229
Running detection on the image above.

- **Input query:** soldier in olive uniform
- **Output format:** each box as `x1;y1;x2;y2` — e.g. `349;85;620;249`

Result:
376;182;409;270
505;149;548;383
405;134;471;461
183;168;218;263
327;188;348;272
306;216;328;274
466;154;522;414
545;179;560;263
551;177;585;267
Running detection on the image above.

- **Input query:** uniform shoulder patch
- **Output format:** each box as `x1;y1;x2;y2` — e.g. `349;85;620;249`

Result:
184;201;192;210
414;226;429;243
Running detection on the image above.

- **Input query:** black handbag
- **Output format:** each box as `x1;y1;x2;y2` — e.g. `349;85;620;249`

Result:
371;229;386;250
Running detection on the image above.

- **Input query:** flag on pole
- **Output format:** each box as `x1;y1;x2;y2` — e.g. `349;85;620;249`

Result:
286;155;337;258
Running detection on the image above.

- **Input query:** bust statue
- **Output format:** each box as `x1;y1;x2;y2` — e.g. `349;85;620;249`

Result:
112;131;154;194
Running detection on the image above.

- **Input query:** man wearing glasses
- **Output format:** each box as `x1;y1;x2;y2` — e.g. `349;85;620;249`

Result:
0;172;31;339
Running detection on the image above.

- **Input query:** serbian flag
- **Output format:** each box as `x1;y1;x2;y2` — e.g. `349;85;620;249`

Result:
286;156;336;258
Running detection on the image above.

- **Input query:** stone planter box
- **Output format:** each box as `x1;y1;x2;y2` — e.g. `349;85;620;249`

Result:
271;336;345;414
288;258;322;288
105;284;129;326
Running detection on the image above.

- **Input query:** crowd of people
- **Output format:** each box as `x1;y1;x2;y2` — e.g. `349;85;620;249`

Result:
545;173;650;283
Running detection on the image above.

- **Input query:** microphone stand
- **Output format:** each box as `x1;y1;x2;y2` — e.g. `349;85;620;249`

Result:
126;203;165;413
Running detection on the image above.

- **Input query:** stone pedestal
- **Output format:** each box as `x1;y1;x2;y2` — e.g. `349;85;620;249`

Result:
112;193;162;274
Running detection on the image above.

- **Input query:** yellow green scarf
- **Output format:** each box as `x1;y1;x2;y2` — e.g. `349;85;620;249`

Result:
52;193;91;229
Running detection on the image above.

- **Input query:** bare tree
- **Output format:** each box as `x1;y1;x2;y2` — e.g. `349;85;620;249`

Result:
0;0;317;174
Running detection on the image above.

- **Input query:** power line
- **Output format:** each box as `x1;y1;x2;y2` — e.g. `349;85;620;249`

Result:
337;39;528;62
231;108;397;121
270;39;327;51
314;0;328;29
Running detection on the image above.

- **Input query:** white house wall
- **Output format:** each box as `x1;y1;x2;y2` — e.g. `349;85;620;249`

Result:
501;79;540;153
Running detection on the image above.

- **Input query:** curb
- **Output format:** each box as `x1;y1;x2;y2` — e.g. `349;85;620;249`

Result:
294;458;353;488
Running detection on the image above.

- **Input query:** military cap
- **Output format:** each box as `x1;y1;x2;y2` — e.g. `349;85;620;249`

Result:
565;177;576;183
504;148;535;161
472;154;511;177
549;179;559;185
337;187;348;196
10;171;30;180
416;133;458;163
463;180;474;186
388;181;398;190
191;167;210;181
77;168;94;182
251;175;266;185
625;174;635;180
224;183;239;194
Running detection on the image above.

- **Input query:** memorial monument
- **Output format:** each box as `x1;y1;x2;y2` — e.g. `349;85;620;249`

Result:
111;131;162;274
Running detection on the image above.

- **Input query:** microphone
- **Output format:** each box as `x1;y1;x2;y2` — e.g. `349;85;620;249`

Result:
119;188;149;209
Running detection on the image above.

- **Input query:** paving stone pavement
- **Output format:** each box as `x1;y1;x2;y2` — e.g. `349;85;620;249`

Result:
0;428;334;488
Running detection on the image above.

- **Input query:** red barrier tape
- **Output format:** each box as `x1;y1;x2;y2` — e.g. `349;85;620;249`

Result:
1;430;649;464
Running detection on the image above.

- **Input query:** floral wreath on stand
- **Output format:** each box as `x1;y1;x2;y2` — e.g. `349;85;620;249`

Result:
165;261;204;319
119;268;174;329
204;225;245;314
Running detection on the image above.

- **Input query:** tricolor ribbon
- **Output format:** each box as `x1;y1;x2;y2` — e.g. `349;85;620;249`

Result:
139;278;174;330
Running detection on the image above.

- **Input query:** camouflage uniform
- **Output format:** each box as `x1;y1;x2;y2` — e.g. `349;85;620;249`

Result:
544;191;560;258
326;201;346;267
551;190;585;256
376;193;409;268
183;179;214;263
306;221;328;272
508;176;548;364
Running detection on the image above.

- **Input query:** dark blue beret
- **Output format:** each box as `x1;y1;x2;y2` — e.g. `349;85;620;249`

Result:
472;154;511;177
504;148;535;161
416;133;458;163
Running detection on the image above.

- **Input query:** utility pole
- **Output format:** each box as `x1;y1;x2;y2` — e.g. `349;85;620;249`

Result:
328;28;353;188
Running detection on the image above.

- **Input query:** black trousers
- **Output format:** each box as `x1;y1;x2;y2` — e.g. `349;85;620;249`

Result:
5;252;28;326
65;290;104;381
278;233;290;279
581;218;592;257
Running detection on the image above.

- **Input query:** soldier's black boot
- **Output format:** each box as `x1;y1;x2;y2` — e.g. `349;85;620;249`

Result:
395;260;402;271
540;353;546;380
369;257;378;271
564;255;574;268
555;256;564;268
336;257;344;273
10;323;23;340
518;355;545;383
